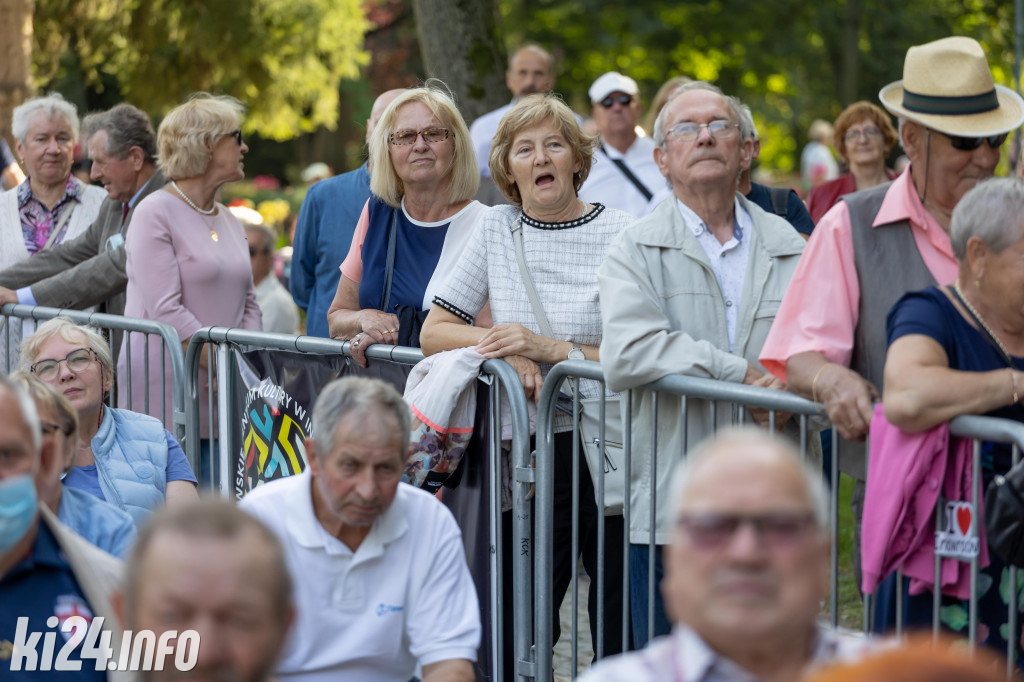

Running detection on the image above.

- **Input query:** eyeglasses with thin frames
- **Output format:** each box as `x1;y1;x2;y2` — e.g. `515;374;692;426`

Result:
389;127;450;146
844;127;882;142
665;120;741;143
30;348;100;382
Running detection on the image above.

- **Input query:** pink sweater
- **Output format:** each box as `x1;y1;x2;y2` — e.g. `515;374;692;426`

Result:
117;190;262;435
861;403;988;599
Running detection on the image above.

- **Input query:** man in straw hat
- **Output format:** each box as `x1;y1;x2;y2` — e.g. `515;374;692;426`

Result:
758;35;1024;597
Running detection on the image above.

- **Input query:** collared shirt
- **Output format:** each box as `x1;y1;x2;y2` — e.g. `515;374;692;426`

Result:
578;624;874;682
469;101;515;178
17;175;83;255
239;471;480;682
677;197;752;351
759;167;958;382
579;136;664;217
0;521;108;682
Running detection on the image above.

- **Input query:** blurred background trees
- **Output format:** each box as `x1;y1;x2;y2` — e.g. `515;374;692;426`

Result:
1;0;1019;183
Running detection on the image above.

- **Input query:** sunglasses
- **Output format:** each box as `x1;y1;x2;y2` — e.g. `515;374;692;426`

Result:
599;94;633;108
938;130;1008;152
228;129;243;146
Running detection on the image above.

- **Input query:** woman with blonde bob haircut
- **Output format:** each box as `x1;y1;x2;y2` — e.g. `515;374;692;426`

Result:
421;92;634;665
120;92;262;451
328;80;487;363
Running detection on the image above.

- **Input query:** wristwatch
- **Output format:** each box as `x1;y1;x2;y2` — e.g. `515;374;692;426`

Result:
567;345;585;361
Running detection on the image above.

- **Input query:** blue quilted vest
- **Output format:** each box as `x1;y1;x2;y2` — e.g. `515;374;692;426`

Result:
91;408;169;525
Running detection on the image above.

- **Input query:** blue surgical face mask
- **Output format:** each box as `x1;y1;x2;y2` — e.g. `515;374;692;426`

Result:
0;474;38;552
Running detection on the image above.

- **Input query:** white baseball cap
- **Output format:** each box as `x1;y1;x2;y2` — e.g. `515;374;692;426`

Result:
589;72;639;103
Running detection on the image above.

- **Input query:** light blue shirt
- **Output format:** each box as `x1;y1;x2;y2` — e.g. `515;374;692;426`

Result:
57;484;137;559
676;197;752;352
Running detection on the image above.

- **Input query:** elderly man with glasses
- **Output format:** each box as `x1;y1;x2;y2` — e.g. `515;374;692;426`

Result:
598;81;812;647
579;427;868;682
758;37;1024;617
579;71;664;216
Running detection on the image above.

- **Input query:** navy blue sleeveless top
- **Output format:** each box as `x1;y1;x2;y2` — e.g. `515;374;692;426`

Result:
358;196;450;313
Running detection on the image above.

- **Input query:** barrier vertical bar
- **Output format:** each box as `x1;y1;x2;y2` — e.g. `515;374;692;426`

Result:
647;391;659;641
488;379;504;682
1009;444;1020;674
595;390;607;661
622;389;632;655
216;342;231;496
968;438;981;652
570;384;580;676
830;429;839;628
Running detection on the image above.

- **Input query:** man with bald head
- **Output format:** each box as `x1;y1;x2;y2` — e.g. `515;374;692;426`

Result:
581;427;866;681
291;89;403;337
470;44;556;182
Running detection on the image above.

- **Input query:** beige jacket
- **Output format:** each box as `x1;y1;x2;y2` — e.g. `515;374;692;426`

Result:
598;194;814;544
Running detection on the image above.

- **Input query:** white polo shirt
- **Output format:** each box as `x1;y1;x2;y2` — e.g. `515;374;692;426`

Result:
579;136;664;217
239;471;481;682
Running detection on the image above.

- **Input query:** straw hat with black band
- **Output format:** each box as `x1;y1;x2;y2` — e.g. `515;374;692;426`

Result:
879;36;1024;137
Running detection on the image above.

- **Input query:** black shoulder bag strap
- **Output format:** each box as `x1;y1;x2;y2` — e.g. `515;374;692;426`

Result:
768;186;790;217
379;208;399;312
600;143;653;201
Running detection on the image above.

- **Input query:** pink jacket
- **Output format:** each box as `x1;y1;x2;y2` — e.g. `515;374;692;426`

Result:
861;403;988;599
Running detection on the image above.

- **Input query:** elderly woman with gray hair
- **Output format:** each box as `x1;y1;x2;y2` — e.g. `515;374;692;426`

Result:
879;178;1024;655
0;93;105;367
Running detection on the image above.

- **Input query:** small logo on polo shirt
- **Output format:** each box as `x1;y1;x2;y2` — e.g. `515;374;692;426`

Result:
376;603;404;617
54;595;93;641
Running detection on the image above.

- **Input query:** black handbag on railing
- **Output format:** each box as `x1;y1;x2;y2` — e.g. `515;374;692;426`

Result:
984;465;1024;567
950;285;1024;567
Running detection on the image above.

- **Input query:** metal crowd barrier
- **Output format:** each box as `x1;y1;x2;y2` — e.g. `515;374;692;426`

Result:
182;327;533;682
530;359;1024;681
1;303;186;444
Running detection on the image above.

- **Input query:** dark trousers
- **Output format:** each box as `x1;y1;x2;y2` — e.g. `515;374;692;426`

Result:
550;429;628;657
628;544;672;648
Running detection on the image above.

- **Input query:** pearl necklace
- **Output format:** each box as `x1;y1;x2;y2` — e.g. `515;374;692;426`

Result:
170;181;219;241
955;280;1012;359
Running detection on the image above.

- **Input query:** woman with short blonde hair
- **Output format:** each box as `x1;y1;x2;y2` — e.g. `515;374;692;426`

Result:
328;80;487;363
120;92;262;449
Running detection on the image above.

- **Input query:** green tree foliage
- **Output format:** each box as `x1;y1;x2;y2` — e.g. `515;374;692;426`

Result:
32;0;370;140
500;0;1015;172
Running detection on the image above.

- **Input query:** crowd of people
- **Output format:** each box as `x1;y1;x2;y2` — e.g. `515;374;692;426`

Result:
2;31;1024;682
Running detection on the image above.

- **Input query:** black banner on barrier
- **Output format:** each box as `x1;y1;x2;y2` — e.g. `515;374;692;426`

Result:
230;348;412;499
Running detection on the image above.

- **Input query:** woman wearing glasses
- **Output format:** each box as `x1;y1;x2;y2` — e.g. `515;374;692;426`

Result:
421;93;635;669
21;318;199;526
327;82;486;365
117;93;262;440
806;101;899;224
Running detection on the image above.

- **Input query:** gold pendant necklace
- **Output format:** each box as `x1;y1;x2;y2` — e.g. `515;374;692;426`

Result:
204;213;219;242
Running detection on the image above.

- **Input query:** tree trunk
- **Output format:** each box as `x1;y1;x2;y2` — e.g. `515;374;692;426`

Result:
0;0;34;151
410;0;508;124
839;0;860;106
